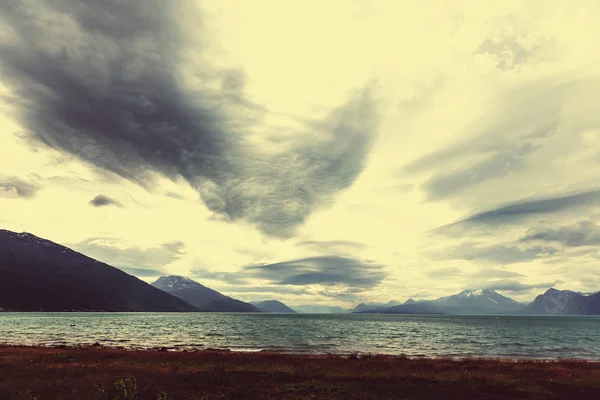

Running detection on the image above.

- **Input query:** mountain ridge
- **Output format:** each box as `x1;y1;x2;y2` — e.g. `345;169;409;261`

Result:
252;300;296;313
152;275;261;312
0;229;198;312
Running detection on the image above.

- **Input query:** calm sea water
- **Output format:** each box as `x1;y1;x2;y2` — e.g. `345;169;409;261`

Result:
1;313;599;359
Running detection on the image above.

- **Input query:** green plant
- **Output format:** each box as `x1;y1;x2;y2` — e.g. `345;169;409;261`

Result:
113;377;138;400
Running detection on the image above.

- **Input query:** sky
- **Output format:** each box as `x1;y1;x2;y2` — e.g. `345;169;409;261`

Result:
1;0;599;307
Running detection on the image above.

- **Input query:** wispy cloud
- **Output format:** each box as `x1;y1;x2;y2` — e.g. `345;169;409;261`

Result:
431;242;558;264
520;220;600;247
71;237;185;270
0;176;39;198
437;189;600;233
484;279;562;293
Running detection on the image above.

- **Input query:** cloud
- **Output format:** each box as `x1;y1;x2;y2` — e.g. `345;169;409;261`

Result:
190;267;249;285
72;237;185;269
118;267;164;277
165;191;186;200
0;176;39;198
483;279;561;293
421;142;541;200
520;220;600;247
438;189;600;232
425;266;462;278
469;268;525;279
297;240;367;252
214;285;311;297
244;256;386;289
0;0;380;238
89;194;122;208
432;242;558;264
404;79;573;200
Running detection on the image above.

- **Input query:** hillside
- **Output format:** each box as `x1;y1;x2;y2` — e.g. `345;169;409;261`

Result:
252;300;296;313
521;288;582;314
0;230;198;312
562;292;600;315
152;276;261;312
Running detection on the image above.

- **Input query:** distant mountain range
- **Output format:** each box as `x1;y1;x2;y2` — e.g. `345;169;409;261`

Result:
251;300;296;313
291;305;351;314
353;301;402;313
0;230;198;312
2;228;599;316
152;276;261;312
355;288;600;315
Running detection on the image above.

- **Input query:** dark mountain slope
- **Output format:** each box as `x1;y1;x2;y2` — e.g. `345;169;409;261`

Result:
152;276;261;312
252;300;296;313
562;292;600;315
0;229;198;312
521;288;582;314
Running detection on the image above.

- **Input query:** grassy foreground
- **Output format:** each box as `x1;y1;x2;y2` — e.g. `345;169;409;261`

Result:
1;346;599;400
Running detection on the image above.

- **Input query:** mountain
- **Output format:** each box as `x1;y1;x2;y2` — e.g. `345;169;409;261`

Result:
562;292;600;315
353;301;402;313
432;289;523;314
357;302;447;314
0;230;198;312
291;305;351;314
252;300;296;313
356;289;522;314
522;288;582;314
152;276;261;312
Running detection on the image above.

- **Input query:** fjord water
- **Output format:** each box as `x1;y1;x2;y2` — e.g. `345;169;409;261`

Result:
1;313;599;359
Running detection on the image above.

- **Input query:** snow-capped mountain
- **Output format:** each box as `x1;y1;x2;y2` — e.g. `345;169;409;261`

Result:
152;275;261;312
354;289;522;314
429;289;522;314
0;229;198;312
522;288;582;314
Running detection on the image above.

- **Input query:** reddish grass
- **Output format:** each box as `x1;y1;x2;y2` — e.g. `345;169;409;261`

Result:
0;346;599;399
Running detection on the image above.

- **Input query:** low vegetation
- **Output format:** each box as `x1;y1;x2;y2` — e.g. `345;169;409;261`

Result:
1;346;599;399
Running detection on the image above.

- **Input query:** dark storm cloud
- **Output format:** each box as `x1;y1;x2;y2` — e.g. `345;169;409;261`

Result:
72;237;185;269
484;279;560;293
441;189;600;231
244;256;385;289
89;194;122;208
0;176;40;198
520;220;600;247
0;0;380;238
432;242;558;264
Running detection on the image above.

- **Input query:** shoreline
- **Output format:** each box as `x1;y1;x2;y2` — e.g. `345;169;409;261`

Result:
2;342;600;362
1;345;600;399
0;342;600;365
